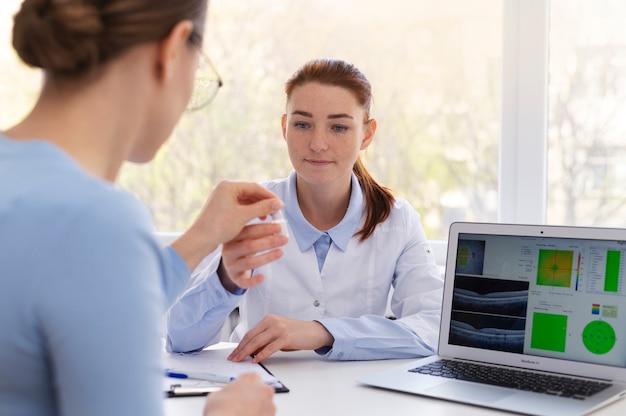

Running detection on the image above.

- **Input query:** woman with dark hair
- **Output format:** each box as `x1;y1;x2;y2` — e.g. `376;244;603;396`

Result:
0;1;285;415
167;59;443;363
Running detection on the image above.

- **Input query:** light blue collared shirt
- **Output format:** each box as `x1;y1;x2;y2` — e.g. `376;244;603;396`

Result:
167;172;443;360
0;136;198;416
314;234;332;272
283;172;364;272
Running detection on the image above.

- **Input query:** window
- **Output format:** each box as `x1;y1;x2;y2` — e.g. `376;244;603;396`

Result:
547;0;626;227
0;2;41;128
2;1;621;239
121;0;502;238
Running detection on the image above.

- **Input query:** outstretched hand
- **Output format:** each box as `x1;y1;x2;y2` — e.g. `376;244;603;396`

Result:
172;181;284;270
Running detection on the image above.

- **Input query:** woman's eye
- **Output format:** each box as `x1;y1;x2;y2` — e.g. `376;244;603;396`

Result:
331;124;349;133
293;121;311;129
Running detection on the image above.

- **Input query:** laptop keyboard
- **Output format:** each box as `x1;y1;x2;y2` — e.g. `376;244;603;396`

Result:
409;359;612;400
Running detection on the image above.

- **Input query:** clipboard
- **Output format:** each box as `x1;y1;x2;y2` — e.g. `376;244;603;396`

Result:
165;365;289;397
166;384;222;398
259;361;290;393
164;344;289;398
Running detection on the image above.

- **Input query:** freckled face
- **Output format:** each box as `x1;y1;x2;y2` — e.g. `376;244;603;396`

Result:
282;82;373;187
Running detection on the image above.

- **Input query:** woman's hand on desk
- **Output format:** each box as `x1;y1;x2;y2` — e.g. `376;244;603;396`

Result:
228;315;334;363
203;373;275;416
219;223;289;291
172;181;284;271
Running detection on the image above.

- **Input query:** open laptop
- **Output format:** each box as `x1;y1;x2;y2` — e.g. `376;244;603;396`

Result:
361;222;626;416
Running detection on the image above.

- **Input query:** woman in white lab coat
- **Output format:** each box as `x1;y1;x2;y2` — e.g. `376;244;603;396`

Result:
166;58;443;362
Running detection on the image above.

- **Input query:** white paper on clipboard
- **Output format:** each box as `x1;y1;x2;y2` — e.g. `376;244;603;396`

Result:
163;342;283;392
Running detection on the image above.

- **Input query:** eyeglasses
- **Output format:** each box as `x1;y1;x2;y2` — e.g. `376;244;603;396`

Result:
186;51;223;112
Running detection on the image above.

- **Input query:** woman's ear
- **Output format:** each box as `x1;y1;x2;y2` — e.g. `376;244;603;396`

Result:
360;118;377;150
155;20;194;83
281;114;287;141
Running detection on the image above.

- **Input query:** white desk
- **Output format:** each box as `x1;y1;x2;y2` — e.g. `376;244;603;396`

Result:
165;349;626;416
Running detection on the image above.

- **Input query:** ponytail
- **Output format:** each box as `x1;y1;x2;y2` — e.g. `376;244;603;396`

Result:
353;158;395;241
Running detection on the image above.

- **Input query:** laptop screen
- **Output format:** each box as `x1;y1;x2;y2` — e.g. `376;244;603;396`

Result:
449;233;626;368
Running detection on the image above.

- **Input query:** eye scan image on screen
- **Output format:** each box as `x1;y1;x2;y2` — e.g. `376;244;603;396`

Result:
449;233;626;368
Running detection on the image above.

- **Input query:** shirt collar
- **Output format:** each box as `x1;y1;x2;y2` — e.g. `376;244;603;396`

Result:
284;171;364;252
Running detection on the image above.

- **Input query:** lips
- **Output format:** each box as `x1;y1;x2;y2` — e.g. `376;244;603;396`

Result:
305;159;333;166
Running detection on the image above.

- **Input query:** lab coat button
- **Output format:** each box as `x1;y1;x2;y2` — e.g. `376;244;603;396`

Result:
313;300;320;307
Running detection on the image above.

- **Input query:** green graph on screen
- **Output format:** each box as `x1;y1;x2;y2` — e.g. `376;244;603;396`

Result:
531;312;568;353
604;250;621;293
536;249;574;288
582;320;616;355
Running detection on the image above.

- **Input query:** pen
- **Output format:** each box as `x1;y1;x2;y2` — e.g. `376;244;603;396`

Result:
167;384;222;397
165;369;235;384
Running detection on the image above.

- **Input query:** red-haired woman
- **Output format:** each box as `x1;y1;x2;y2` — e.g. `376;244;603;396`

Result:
167;59;443;362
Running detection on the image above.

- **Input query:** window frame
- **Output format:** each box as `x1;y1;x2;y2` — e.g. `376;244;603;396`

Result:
500;0;549;225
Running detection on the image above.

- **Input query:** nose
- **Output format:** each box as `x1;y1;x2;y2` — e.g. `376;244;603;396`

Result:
309;128;328;153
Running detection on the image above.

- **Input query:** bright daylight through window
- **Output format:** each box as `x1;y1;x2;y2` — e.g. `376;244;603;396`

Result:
3;1;624;238
548;0;626;228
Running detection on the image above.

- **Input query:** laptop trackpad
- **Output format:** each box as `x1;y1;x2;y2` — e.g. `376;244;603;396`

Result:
424;381;515;403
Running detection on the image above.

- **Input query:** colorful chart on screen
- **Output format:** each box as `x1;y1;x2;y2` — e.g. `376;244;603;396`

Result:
582;320;616;355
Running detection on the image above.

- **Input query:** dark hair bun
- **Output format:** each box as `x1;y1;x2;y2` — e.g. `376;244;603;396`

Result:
12;0;104;75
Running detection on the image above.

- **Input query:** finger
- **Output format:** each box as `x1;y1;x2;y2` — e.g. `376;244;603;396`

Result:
224;246;282;282
233;182;280;205
228;249;284;278
252;339;284;363
229;327;263;360
225;234;288;260
251;344;265;357
229;318;272;359
264;398;277;416
223;235;286;263
228;223;284;243
231;327;272;361
235;372;262;383
241;197;284;222
231;272;265;290
231;328;278;362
